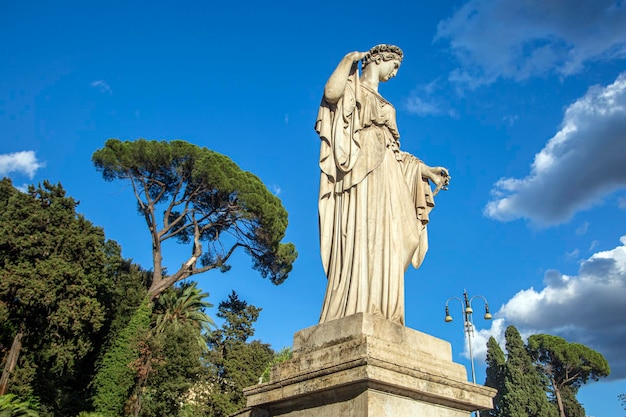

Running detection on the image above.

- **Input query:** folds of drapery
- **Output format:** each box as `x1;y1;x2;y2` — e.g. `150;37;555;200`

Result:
314;71;436;324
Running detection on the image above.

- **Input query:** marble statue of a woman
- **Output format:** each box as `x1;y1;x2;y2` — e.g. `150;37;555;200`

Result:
315;44;450;325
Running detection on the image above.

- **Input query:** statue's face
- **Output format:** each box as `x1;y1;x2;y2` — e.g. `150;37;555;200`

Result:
378;58;401;82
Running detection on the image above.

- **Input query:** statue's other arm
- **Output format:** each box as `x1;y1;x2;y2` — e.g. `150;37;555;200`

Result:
324;51;367;104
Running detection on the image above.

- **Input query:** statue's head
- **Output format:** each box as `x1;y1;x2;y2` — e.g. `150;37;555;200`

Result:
362;44;403;70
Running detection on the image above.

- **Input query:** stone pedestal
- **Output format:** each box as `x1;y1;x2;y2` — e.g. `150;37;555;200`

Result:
236;313;496;417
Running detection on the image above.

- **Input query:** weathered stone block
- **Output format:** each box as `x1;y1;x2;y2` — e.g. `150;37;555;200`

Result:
239;314;496;417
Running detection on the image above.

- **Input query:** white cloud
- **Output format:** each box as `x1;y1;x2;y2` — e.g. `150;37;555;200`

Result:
0;151;45;179
469;318;507;362
405;95;443;116
90;80;112;94
473;236;626;379
436;0;626;87
485;72;626;225
404;80;457;117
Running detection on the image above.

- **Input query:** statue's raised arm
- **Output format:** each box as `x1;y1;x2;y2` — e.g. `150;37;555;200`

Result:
323;51;367;104
315;44;450;326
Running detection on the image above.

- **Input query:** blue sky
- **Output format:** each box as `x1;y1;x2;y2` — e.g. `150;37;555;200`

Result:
2;0;626;415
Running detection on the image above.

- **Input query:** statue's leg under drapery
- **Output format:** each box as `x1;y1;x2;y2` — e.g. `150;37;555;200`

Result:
319;148;425;325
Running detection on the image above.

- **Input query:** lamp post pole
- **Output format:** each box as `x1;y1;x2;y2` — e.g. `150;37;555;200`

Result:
445;290;492;417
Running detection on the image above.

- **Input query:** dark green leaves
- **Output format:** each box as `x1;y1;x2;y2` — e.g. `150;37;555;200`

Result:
92;139;297;296
203;292;274;417
527;334;610;388
0;179;148;415
484;327;610;417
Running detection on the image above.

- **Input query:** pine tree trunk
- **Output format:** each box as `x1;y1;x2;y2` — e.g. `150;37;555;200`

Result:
553;379;566;417
0;330;23;395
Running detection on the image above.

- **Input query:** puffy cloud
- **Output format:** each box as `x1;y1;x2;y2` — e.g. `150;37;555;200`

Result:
470;317;507;361
472;236;626;379
0;151;44;179
436;0;626;87
485;72;626;225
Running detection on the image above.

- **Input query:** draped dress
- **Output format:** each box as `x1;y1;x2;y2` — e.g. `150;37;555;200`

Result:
315;69;435;325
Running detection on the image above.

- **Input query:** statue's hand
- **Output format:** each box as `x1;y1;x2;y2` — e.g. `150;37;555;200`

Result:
423;166;451;196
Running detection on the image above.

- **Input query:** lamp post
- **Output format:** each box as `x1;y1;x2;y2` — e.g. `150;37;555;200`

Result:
445;290;492;417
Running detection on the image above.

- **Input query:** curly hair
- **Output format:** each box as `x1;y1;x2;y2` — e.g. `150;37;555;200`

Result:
362;44;403;70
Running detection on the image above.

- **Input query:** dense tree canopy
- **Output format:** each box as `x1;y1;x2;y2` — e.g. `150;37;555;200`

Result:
131;282;215;416
484;327;610;417
92;282;218;417
527;334;610;417
152;281;214;351
92;139;297;298
499;326;557;417
0;178;148;416
92;298;153;417
133;322;205;417
1;140;294;415
484;336;506;417
203;292;274;417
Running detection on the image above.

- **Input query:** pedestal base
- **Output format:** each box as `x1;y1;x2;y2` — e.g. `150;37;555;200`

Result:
235;313;495;417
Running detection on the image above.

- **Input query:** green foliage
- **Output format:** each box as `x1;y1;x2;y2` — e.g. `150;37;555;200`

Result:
484;336;505;417
98;244;151;345
527;334;610;388
260;346;293;383
558;385;585;417
0;179;106;372
137;323;205;417
484;328;610;417
92;297;152;417
132;281;214;416
500;326;557;417
213;291;261;343
203;292;274;417
527;333;610;417
0;394;39;416
0;179;147;416
153;281;214;351
92;139;297;297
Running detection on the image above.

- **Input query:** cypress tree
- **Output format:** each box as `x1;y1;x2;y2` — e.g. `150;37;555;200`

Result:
500;326;557;417
484;336;506;417
203;292;274;417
